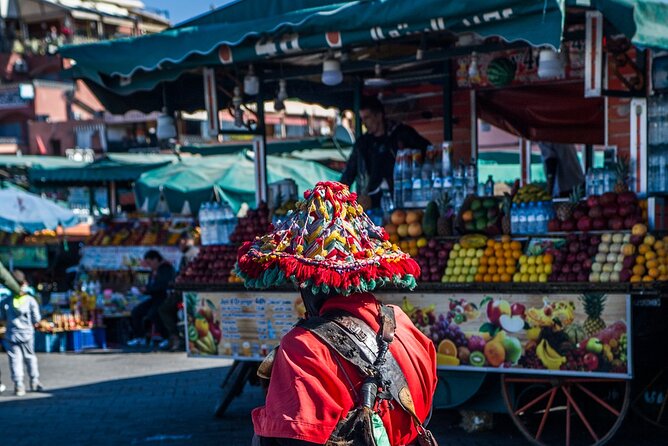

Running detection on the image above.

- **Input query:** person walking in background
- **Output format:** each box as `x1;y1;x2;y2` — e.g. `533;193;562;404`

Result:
0;260;20;394
128;250;176;347
0;270;44;396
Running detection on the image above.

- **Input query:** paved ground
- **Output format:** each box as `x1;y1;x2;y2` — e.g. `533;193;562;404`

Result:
0;351;664;446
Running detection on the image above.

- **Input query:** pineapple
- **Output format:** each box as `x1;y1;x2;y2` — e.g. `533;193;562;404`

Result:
614;156;630;193
554;184;583;222
436;192;454;236
579;293;607;336
501;192;512;235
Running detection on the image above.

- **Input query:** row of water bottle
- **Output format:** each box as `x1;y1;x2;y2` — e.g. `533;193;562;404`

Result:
511;201;554;235
199;201;238;245
648;147;668;192
585;167;616;196
393;143;453;208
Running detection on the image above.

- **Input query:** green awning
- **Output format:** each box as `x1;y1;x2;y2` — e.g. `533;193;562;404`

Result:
28;154;179;185
134;152;342;213
568;0;668;51
61;0;565;94
0;155;87;170
180;137;350;156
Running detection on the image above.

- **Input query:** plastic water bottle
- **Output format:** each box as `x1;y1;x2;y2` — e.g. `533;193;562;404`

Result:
421;147;434;202
518;203;528;235
199;202;210;246
212;202;224;245
526;202;536;234
536;202;547;233
431;150;443;200
225;202;237;243
484;175;494;196
510;203;519;234
380;182;394;222
586;168;595;196
411;150;423;203
466;158;477;195
393;150;404;209
402;150;413;206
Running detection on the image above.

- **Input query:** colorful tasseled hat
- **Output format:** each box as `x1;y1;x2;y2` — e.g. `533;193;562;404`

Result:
235;181;420;296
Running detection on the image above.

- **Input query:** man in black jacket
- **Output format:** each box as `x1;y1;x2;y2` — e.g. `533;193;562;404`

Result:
128;250;175;346
340;95;431;208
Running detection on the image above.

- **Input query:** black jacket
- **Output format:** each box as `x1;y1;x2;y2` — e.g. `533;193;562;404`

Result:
145;262;176;302
340;121;430;207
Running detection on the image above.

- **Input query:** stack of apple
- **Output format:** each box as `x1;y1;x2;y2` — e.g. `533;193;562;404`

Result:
229;203;271;244
589;233;634;283
176;245;240;285
549;192;643;232
548;234;601;282
415;239;453;282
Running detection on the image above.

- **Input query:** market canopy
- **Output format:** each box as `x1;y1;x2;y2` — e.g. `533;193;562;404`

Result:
61;0;566;95
180;136;351;157
28;153;180;186
134;152;342;214
0;187;78;233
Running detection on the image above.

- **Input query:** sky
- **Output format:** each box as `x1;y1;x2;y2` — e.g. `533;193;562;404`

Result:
143;1;234;25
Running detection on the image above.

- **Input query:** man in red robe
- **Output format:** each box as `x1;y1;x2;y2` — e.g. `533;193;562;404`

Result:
237;181;438;445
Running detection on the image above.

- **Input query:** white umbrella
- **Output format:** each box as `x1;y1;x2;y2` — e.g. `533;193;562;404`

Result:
0;188;78;233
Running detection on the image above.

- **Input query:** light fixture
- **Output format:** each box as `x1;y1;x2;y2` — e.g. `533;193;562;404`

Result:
274;79;288;111
232;86;244;127
467;52;480;83
243;64;259;95
537;48;564;79
364;64;391;88
321;56;343;86
156;107;177;140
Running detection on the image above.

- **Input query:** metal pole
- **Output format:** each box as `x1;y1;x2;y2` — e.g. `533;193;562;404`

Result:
109;181;117;215
254;71;268;204
442;60;452;142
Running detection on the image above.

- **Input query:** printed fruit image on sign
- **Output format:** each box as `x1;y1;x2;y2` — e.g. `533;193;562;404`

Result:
395;293;630;377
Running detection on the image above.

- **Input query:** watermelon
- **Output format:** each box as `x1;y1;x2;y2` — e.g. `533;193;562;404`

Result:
487;57;516;87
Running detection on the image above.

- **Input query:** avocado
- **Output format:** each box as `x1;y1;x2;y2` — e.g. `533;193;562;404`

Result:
486;207;499;219
473;209;486;220
475;219;487;231
423;201;439;237
464;221;476;232
482;198;496;209
470;199;482;211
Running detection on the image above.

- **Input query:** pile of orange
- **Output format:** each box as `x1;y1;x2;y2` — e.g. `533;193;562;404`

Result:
475;235;523;283
630;233;668;282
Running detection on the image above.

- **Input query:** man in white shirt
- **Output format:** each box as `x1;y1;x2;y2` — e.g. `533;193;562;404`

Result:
538;142;585;197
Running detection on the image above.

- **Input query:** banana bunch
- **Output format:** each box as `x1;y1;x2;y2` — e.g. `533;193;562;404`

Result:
526;307;554;328
537;339;566;370
526;299;575;330
513;184;552;203
460;234;488;249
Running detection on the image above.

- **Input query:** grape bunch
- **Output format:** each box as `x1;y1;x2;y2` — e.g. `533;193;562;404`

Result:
618;334;628;363
564;348;586;371
428;314;467;347
519;344;545;369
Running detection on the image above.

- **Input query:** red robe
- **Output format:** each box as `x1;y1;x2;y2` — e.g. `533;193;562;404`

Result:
252;293;438;445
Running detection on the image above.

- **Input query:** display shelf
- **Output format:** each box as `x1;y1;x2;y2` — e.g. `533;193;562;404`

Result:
175;281;667;295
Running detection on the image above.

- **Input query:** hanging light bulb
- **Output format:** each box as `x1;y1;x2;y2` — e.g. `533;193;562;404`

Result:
538;48;564;79
321;55;342;86
244;64;259;95
232;86;244;127
468;52;480;83
274;79;288;111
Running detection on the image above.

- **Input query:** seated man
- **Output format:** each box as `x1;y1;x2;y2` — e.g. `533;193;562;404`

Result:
128;250;175;347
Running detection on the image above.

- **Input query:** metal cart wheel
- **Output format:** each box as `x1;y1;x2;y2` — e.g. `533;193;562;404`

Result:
501;375;630;446
631;367;668;430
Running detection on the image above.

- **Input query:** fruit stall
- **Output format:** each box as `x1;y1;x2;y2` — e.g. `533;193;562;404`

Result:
59;1;668;444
